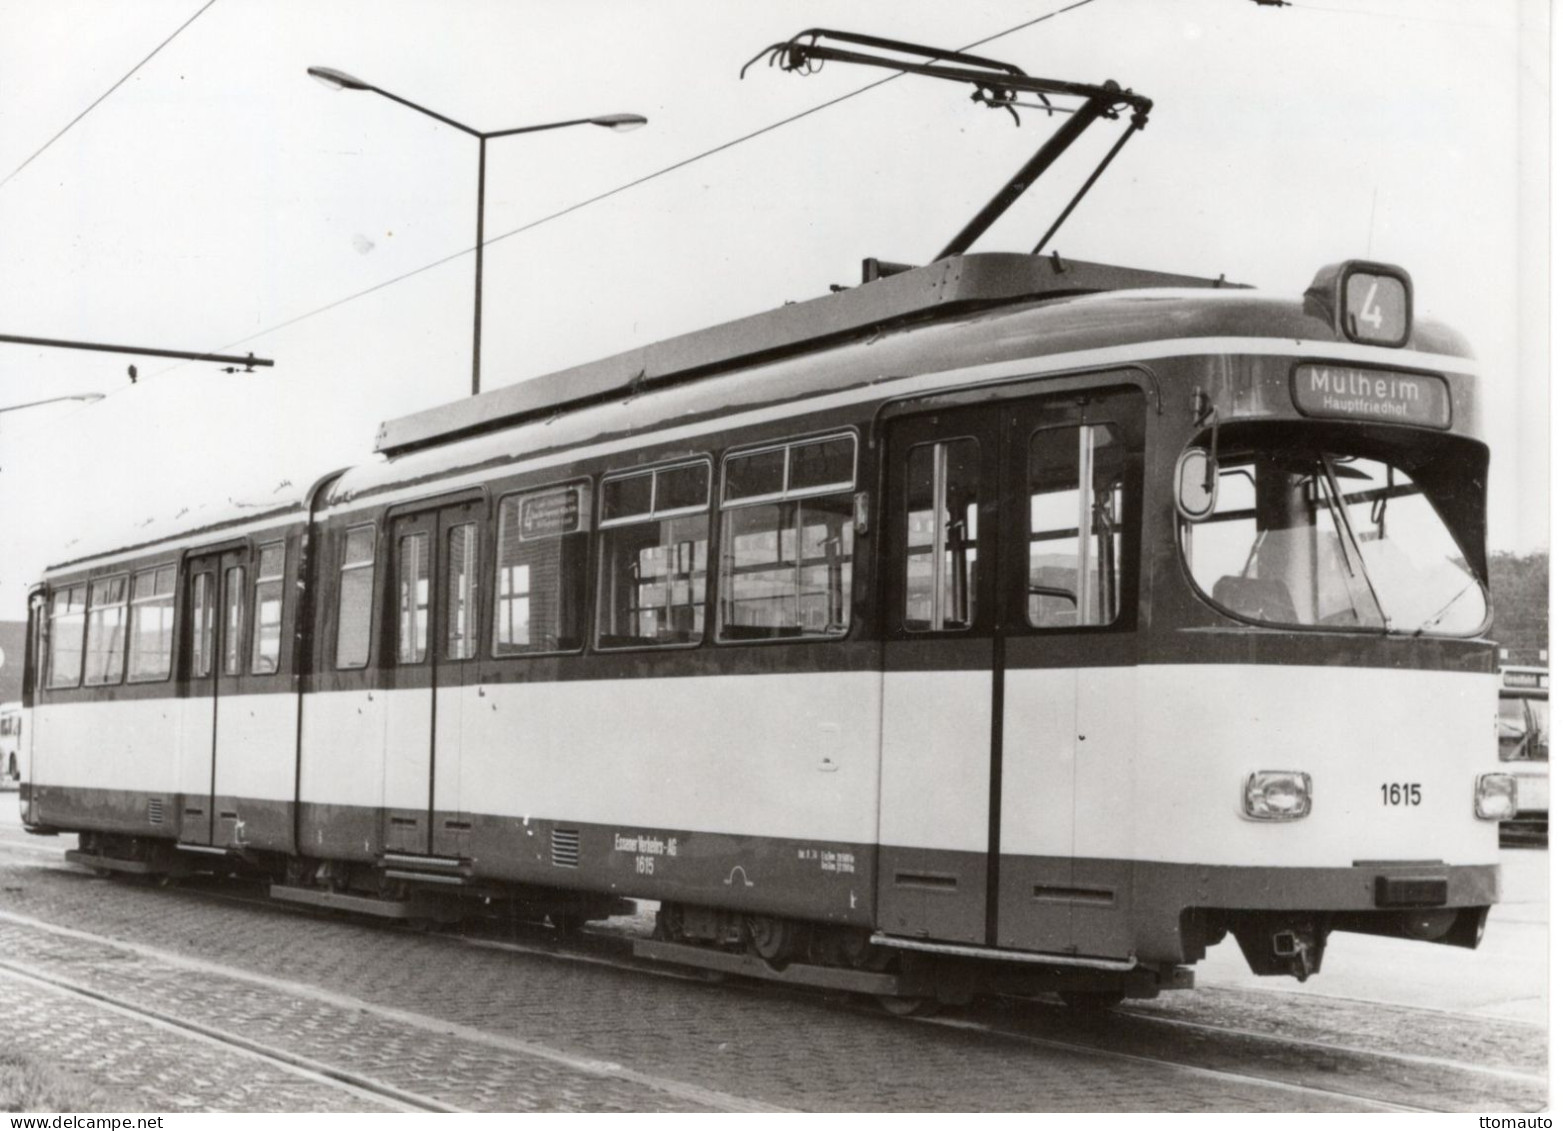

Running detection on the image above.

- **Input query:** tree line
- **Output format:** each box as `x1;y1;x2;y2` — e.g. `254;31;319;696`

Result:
1488;551;1549;666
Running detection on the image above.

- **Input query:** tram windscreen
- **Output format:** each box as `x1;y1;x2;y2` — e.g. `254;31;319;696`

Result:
1181;432;1488;636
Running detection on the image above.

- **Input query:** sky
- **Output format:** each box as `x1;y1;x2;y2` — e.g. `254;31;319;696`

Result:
0;0;1548;621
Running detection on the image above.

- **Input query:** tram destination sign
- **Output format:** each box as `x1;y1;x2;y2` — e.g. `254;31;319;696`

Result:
1292;365;1450;428
520;487;583;540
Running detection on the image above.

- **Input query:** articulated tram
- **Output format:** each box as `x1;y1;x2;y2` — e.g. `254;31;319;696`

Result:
19;251;1508;1008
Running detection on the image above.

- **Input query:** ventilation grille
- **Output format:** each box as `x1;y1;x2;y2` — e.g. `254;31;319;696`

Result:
551;828;580;868
146;798;164;826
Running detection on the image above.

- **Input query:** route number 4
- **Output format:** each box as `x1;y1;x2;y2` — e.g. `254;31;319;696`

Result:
1357;279;1384;330
1342;269;1406;344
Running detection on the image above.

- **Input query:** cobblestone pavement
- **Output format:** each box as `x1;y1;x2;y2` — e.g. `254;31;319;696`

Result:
0;830;1546;1113
0;970;399;1112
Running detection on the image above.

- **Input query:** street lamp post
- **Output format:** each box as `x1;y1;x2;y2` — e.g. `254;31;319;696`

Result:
307;66;646;396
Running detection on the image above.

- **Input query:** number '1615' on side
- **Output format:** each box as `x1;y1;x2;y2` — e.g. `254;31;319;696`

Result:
1381;783;1422;806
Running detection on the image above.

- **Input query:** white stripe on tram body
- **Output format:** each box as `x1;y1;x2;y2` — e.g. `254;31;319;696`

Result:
1057;664;1500;868
32;699;184;796
445;672;883;841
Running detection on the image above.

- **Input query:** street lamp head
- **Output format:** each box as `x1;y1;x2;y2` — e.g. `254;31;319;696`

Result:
589;113;648;133
307;66;371;92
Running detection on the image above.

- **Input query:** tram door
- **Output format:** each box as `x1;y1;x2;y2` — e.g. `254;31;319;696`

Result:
878;387;1141;954
178;547;246;846
879;406;1000;944
382;500;483;858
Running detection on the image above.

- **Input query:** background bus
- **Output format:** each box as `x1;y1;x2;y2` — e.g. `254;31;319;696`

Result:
0;701;20;788
1498;666;1548;845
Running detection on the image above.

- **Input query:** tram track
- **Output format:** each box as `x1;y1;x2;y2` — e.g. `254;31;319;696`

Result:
0;959;459;1112
1111;1005;1546;1087
917;1014;1437;1114
305;899;1552;1103
0;906;789;1113
0;842;1542;1112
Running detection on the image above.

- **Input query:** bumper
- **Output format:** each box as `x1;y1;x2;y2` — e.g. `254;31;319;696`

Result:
1122;858;1498;965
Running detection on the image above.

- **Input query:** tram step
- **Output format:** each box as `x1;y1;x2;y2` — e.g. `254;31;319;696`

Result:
632;937;906;996
65;849;191;878
269;883;460;921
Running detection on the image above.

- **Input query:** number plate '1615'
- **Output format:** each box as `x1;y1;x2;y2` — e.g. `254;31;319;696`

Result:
1380;782;1422;806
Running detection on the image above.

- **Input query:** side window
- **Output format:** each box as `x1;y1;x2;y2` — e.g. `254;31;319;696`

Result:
46;585;87;689
397;532;430;664
84;576;129;686
335;525;375;669
128;565;176;682
494;483;588;655
190;572;215;678
597;462;709;648
1027;423;1124;627
446;524;478;661
222;566;246;676
719;434;856;640
904;438;981;632
251;543;286;675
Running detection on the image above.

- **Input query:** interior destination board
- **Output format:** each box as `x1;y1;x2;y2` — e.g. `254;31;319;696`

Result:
520;487;583;540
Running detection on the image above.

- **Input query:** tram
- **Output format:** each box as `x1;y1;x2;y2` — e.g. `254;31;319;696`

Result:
15;32;1511;1010
18;249;1510;1005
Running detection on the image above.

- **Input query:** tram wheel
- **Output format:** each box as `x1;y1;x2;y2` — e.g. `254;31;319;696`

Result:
1058;990;1125;1012
746;915;800;967
654;903;684;942
877;995;940;1018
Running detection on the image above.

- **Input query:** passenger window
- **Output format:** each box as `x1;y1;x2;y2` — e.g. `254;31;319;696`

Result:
128;565;176;682
598;463;709;648
494;484;588;655
719;435;855;640
46;585;87;689
84;576;129;685
1027;423;1124;627
397;532;430;664
222;566;246;676
446;524;478;661
904;438;980;631
190;572;215;678
335;525;375;669
250;543;286;674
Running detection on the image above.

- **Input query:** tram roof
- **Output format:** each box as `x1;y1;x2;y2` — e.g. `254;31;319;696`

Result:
43;475;315;577
375;253;1244;457
325;259;1474;512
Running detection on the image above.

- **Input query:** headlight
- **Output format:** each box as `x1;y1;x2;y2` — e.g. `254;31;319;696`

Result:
1243;771;1312;821
1474;773;1517;821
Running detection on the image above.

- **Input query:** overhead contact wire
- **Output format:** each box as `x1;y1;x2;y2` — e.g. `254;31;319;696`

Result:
2;0;1102;441
170;0;1102;368
0;0;221;192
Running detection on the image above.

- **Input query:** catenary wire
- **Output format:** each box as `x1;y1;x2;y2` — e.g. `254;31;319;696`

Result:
0;0;221;192
138;0;1103;382
0;0;1101;440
